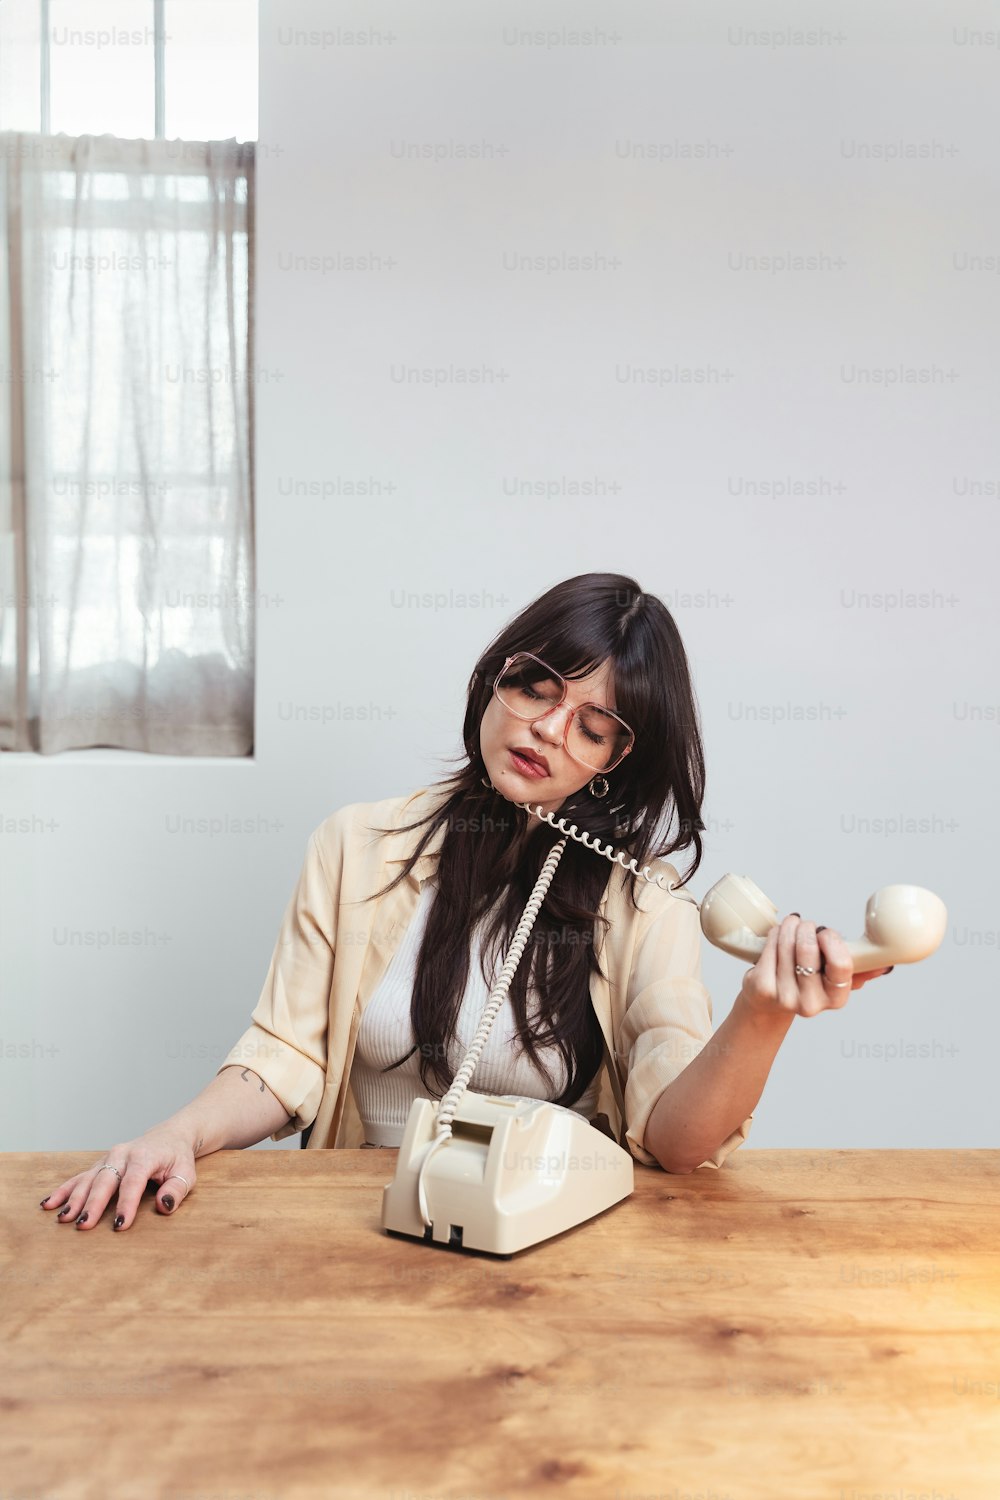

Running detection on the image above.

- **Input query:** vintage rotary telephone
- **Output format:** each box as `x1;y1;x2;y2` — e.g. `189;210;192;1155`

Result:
381;801;947;1256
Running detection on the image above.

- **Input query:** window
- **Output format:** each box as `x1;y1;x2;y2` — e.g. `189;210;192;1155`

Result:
0;1;257;754
0;0;258;141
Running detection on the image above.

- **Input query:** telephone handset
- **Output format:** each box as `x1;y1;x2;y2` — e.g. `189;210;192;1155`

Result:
514;800;949;972
381;798;947;1256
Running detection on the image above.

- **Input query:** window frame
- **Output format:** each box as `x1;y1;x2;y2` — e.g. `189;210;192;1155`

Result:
38;0;168;137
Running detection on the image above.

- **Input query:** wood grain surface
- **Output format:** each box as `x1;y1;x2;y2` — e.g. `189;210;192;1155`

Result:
2;1148;998;1500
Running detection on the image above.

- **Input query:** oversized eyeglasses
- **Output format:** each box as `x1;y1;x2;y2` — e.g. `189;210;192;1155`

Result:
492;652;635;773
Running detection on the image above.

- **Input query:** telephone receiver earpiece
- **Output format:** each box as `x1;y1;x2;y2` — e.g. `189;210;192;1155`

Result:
699;874;948;972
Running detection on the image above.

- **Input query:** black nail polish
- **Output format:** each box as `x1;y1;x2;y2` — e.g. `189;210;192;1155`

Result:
790;912;800;918
57;1205;71;1216
40;1196;50;1206
886;965;895;973
816;925;827;933
162;1195;175;1211
114;1215;125;1230
75;1212;88;1225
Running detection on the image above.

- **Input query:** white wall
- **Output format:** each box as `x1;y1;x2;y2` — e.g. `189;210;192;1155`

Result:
3;0;996;1152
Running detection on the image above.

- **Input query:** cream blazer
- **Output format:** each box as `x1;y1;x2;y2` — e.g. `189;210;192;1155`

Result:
216;785;753;1169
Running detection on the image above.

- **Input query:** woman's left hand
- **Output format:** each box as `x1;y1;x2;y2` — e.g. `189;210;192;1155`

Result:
738;914;894;1019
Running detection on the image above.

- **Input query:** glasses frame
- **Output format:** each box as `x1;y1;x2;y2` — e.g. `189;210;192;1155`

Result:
492;652;635;774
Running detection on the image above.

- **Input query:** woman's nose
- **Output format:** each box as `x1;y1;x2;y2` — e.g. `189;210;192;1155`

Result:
533;705;571;742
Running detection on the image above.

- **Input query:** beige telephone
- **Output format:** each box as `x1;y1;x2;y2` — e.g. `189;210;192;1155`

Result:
698;872;947;969
381;800;947;1256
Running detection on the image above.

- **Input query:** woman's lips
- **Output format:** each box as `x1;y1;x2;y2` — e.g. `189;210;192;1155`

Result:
509;749;548;779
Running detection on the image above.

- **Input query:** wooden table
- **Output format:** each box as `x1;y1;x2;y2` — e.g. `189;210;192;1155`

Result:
2;1149;998;1499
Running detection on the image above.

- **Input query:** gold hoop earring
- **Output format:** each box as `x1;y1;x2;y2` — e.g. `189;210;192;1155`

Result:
588;775;610;798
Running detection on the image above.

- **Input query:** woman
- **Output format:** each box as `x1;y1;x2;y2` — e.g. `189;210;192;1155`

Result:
40;573;891;1231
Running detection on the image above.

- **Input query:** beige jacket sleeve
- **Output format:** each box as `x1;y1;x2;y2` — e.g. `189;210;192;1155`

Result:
617;890;753;1170
216;821;340;1139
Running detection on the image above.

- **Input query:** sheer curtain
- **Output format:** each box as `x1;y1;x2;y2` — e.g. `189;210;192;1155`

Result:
0;132;254;754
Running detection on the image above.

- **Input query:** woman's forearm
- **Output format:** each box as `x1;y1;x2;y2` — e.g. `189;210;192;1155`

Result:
643;996;795;1173
164;1065;294;1156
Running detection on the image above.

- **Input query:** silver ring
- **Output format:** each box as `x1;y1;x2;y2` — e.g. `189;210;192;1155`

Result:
96;1163;122;1183
794;964;816;976
165;1174;190;1191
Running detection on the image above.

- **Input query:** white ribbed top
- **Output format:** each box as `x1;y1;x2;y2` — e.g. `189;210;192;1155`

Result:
351;875;603;1146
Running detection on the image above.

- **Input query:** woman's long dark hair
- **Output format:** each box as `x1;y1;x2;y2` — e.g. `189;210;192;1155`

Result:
362;572;707;1107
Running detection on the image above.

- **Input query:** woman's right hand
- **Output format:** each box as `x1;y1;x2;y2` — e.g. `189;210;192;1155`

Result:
39;1125;199;1232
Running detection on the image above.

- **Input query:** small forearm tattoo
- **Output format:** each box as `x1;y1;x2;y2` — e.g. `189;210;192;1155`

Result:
241;1067;265;1092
